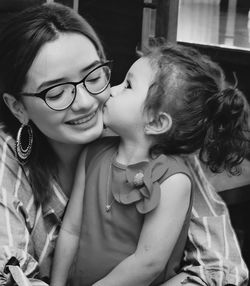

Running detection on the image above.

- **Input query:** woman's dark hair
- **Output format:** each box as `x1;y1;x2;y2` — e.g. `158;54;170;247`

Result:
144;42;250;175
0;3;106;204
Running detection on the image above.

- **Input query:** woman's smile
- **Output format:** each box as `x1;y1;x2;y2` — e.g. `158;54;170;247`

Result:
66;110;97;125
65;109;101;131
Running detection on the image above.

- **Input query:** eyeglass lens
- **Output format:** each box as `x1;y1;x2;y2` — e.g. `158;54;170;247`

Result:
45;65;111;110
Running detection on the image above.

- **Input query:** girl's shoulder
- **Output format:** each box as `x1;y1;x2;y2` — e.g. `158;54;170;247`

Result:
113;154;192;214
150;154;192;184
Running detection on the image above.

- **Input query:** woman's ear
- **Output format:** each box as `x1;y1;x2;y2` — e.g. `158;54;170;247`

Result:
2;93;29;124
144;112;172;135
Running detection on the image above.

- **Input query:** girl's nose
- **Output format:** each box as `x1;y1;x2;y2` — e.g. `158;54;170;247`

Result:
110;84;122;97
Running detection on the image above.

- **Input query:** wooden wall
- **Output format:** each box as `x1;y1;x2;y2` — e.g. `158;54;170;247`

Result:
78;0;144;85
0;0;144;85
0;0;45;28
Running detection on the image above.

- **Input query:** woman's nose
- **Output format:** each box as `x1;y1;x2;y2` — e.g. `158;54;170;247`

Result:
71;85;96;110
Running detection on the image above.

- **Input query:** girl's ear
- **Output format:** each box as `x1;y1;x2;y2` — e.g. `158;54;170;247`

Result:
2;93;29;124
144;112;172;135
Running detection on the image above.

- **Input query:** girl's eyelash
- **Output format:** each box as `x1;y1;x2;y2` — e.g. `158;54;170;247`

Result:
125;80;131;89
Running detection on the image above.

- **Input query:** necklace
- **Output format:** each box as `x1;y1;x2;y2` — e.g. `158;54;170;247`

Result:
105;153;116;212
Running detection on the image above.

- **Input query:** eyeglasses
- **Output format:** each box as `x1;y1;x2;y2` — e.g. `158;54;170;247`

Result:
20;60;112;111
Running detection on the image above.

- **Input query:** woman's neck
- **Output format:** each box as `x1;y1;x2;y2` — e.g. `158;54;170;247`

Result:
49;140;84;197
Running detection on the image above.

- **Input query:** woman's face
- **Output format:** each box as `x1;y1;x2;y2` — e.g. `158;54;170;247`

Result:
21;33;110;146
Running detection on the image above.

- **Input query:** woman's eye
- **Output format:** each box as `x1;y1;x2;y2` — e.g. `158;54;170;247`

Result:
86;76;101;83
46;91;64;100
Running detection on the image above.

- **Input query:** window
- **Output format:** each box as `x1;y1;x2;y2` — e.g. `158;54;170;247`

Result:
177;0;250;51
46;0;79;11
140;0;250;100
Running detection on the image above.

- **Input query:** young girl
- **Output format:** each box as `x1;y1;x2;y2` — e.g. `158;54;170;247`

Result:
51;43;249;286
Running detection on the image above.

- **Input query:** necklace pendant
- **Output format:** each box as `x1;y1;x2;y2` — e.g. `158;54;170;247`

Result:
133;171;144;187
105;204;112;212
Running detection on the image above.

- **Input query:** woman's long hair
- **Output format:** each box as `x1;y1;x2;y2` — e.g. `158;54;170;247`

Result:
0;3;106;204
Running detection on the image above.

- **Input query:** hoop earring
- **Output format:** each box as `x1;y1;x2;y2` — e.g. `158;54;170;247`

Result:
15;123;33;164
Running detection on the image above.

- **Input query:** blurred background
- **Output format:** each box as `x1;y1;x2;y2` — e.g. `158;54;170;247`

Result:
1;0;250;277
1;0;250;95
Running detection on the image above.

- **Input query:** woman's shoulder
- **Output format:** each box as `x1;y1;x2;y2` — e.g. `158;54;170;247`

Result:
0;124;16;159
0;125;35;209
85;136;119;166
89;136;119;149
0;124;29;190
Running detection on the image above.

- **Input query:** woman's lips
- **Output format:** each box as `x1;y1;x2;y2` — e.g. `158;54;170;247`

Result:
66;110;97;125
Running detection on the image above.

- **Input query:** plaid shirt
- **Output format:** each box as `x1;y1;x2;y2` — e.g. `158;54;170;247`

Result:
0;127;248;285
0;128;67;286
183;156;249;286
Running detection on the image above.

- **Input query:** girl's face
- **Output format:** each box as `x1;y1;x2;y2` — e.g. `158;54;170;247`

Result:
21;33;110;146
104;57;154;137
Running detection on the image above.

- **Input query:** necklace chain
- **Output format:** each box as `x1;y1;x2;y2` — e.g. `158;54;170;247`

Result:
105;153;116;212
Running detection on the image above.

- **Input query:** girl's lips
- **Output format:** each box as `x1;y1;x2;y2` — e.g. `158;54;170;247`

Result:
103;95;112;107
66;110;97;125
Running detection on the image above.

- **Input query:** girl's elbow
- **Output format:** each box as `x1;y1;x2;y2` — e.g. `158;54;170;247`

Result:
143;257;166;278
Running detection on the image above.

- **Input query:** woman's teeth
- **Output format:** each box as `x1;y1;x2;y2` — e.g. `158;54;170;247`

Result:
68;112;96;125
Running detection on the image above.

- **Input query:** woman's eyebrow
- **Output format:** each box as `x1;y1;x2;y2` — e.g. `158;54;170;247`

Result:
37;77;67;91
37;60;102;91
79;60;101;74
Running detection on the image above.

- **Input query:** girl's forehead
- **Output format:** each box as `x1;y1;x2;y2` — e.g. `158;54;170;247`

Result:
129;58;152;74
131;57;150;68
129;57;155;83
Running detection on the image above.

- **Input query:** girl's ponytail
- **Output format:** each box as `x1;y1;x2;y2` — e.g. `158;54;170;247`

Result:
200;87;249;174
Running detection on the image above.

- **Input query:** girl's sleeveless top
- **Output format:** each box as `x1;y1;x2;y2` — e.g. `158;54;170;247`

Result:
70;137;194;286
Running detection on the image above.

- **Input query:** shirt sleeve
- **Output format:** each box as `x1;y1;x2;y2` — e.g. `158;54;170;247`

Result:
181;155;249;286
0;132;49;286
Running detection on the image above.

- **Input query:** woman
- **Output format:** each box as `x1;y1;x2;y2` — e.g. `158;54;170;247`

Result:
0;3;248;286
0;3;111;285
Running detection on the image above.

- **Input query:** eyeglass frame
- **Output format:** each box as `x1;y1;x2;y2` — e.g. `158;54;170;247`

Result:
18;60;113;111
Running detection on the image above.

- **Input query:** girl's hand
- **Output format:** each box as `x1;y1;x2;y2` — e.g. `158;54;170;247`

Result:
159;273;206;286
